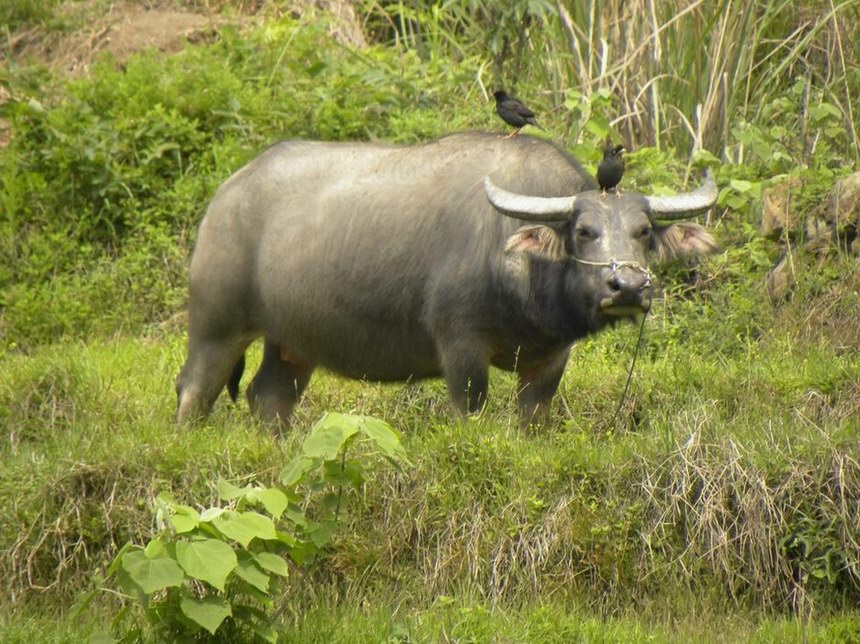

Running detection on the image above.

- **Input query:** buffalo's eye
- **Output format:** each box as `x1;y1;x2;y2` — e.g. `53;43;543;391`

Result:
575;226;598;241
637;226;653;240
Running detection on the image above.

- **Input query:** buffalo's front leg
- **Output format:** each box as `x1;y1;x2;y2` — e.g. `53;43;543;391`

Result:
517;348;570;426
439;341;490;416
246;339;314;426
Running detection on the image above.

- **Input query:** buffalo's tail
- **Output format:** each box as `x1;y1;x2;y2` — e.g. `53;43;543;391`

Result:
227;354;246;402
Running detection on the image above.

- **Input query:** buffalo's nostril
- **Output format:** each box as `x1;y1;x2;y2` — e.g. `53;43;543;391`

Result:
607;269;649;296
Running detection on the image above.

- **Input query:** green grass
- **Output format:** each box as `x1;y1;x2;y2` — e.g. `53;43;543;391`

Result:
1;280;857;637
1;0;859;639
2;584;859;643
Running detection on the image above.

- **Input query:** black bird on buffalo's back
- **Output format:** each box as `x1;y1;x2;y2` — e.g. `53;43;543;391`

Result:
597;141;625;195
493;90;544;137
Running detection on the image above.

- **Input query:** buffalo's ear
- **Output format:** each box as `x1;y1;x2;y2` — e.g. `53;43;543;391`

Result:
656;222;720;262
504;225;566;261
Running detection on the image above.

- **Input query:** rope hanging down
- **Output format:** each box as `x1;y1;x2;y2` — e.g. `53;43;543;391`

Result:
609;311;648;429
570;254;650;428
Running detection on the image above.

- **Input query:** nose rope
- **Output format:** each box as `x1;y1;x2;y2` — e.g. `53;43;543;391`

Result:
570;256;652;287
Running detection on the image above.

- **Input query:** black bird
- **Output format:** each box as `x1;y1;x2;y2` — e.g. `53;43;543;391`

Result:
597;142;625;195
493;90;544;137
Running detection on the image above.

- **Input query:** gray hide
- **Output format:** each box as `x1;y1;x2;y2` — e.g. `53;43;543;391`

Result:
176;132;718;426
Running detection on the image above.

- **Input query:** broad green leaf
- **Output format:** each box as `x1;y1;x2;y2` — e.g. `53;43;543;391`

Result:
287;540;317;566
175;539;237;591
169;504;200;533
359;416;411;464
156;491;178;505
234;553;271;593
179;595;232;635
811;102;841;122
321;491;342;514
692;149;720;165
585;116;610;139
121;549;185;594
114;565;149;607
144;538;167;559
212;511;277;547
730;179;753;193
200;507;225;522
257;487;289;519
107;542;139;577
726;194;748;210
303;413;360;459
286;506;308;528
218;479;246;501
323;460;364;487
563;91;584;110
309;520;339;548
279;456;315;487
254;551;289;578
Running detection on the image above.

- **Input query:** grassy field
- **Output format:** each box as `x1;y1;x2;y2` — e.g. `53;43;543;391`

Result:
2;256;858;640
1;0;859;641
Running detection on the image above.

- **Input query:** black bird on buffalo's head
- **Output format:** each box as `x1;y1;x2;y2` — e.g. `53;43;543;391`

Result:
493;90;544;137
597;141;625;196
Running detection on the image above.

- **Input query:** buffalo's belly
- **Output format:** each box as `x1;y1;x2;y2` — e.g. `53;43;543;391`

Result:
260;313;441;382
315;334;442;381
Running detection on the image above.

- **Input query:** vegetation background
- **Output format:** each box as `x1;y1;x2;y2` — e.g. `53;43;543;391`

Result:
1;0;858;640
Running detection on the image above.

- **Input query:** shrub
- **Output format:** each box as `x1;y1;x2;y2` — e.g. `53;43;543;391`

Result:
101;413;409;641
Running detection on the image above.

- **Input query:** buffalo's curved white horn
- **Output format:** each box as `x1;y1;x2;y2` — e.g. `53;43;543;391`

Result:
483;176;576;222
645;169;718;220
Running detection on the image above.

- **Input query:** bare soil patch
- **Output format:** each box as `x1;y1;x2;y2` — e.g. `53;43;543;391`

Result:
4;2;225;75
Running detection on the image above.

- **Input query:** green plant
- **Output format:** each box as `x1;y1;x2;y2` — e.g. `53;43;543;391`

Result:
102;413;409;641
0;0;63;31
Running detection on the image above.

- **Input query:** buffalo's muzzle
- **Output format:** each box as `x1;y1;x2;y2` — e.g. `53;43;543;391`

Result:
599;265;652;315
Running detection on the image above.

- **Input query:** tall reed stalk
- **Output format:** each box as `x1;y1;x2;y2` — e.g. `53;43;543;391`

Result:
358;0;860;163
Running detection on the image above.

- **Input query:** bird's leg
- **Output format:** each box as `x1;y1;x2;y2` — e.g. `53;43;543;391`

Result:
614;188;623;198
505;128;521;139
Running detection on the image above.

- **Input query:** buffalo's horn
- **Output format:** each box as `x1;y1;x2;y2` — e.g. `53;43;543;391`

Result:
483;176;575;222
645;169;718;220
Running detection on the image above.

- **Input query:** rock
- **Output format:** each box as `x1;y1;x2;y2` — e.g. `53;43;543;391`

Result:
828;172;860;227
766;253;796;302
804;215;834;253
760;176;803;240
826;171;860;245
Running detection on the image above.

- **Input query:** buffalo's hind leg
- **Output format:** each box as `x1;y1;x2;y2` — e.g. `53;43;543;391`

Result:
246;339;314;426
176;335;252;424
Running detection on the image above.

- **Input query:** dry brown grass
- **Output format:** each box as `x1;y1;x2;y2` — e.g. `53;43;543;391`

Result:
329;424;860;615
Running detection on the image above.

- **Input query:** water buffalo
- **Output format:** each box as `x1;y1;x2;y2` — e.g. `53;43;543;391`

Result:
176;132;718;425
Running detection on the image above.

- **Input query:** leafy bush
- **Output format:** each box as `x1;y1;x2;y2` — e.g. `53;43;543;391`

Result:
0;15;488;350
103;413;409;641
